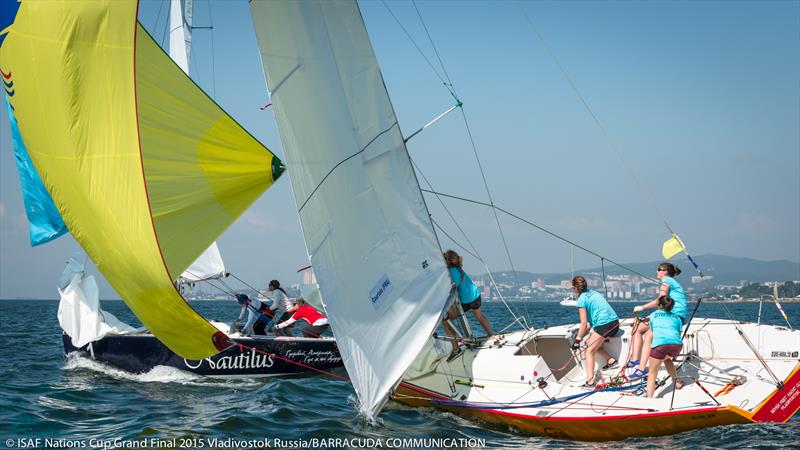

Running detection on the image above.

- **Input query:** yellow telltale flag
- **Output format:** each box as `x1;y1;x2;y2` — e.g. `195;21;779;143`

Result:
1;1;283;359
662;234;686;260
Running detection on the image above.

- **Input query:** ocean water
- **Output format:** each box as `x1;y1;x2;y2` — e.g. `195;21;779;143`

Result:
0;299;797;450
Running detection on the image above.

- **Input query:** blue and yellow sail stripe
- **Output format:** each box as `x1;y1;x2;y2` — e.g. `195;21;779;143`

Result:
0;0;283;359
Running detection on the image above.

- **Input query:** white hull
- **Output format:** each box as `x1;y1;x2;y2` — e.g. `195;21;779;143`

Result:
397;317;800;441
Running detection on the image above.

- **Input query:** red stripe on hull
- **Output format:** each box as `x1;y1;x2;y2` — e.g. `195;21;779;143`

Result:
751;363;800;423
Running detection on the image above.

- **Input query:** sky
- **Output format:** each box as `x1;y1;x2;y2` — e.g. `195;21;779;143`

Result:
0;0;798;299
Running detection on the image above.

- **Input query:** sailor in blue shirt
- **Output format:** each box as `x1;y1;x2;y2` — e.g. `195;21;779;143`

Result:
645;295;686;397
660;276;687;320
441;250;493;362
571;276;620;388
629;262;689;380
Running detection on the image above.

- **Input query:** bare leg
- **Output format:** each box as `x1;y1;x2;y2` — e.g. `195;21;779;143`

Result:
646;357;664;398
664;358;683;388
630;322;648;364
596;345;613;366
471;307;493;336
584;330;604;384
442;305;459;353
638;329;653;371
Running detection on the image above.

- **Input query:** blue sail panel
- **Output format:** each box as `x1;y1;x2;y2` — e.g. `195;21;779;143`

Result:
5;97;68;246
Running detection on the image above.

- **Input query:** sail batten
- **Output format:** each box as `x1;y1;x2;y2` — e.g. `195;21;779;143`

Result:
250;0;451;416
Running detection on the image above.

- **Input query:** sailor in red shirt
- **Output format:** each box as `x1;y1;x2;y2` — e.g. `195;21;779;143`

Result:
273;298;329;338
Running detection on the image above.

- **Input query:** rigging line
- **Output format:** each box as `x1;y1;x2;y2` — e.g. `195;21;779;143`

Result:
411;160;481;258
410;0;522;295
190;51;201;81
515;2;672;234
152;0;167;40
380;0;455;98
235;341;349;382
460;107;522;294
297;122;398;213
717;302;783;388
432;214;527;330
201;278;236;297
229;273;269;298
411;158;529;330
159;1;171;48
410;0;456;95
421;188;658;282
206;0;216;98
431;218;479;259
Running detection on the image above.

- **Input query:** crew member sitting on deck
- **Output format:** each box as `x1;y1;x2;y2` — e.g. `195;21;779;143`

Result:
235;294;270;336
646;295;685;397
571;275;619;388
442;250;493;363
273;298;329;338
629;262;688;380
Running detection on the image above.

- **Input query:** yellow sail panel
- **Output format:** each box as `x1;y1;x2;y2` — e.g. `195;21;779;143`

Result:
136;25;281;279
0;1;235;359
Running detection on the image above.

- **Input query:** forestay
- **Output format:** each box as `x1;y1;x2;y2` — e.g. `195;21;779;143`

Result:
250;0;452;417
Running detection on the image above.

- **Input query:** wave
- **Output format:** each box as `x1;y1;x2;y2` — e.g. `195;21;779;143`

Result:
61;353;260;388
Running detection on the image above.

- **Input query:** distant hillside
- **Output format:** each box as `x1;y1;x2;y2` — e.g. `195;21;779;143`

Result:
479;254;800;287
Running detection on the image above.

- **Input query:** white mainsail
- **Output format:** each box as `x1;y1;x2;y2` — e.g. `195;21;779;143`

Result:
250;0;452;416
168;0;193;75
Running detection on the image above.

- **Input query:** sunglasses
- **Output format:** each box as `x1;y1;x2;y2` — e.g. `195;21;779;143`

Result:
657;268;667;272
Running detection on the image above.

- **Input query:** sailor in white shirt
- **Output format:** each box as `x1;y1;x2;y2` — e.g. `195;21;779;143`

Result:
235;294;270;335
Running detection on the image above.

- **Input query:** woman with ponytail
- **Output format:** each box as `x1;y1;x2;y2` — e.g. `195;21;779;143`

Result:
629;262;688;379
442;250;493;362
268;280;295;336
571;275;620;388
645;295;685;397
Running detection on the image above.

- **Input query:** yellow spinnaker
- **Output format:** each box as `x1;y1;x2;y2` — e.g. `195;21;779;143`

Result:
1;1;282;358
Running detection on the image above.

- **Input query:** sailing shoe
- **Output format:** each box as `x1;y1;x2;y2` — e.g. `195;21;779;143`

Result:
446;348;464;362
629;368;649;380
580;381;597;389
625;359;639;368
602;358;618;371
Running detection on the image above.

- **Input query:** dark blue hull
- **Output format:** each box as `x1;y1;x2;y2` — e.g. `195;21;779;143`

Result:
62;333;343;376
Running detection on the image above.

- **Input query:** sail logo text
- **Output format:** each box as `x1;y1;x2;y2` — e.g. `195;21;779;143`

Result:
368;273;393;310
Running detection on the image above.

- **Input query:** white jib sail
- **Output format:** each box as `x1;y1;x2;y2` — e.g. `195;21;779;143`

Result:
250;0;453;417
179;242;226;282
169;0;193;74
